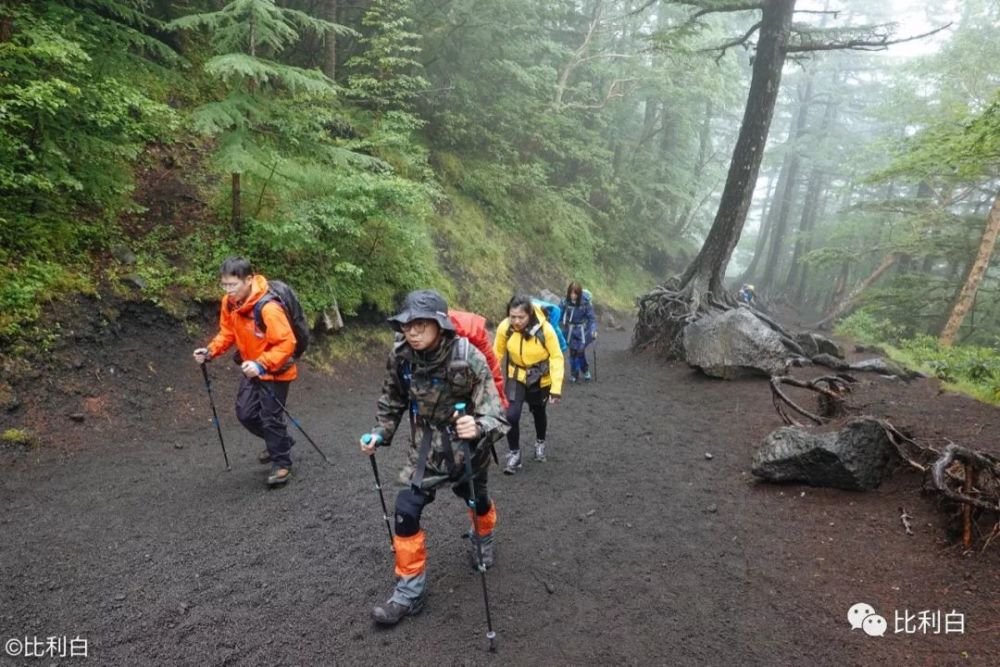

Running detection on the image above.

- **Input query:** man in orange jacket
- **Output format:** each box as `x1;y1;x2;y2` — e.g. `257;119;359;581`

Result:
193;257;297;486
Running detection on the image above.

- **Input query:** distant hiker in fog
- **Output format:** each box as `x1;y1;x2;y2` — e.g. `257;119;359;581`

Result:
559;281;597;383
738;283;756;306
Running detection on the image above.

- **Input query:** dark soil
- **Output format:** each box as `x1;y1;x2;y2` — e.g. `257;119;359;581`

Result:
1;306;998;666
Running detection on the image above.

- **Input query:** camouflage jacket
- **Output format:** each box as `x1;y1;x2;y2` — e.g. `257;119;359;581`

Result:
372;335;509;489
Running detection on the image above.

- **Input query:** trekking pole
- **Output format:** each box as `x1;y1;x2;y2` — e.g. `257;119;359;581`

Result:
199;363;231;470
362;434;395;551
455;403;497;652
252;379;332;465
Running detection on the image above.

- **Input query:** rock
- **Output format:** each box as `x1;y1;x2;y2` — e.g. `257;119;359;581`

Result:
797;333;844;358
683;308;789;379
795;333;820;357
855;344;886;355
751;418;895;491
0;383;19;412
173;443;184;449
121;273;147;291
706;504;718;513
704;452;713;460
849;357;915;378
69;413;85;422
112;245;137;265
544;581;555;594
114;593;127;601
321;512;333;521
319;303;344;333
811;353;851;371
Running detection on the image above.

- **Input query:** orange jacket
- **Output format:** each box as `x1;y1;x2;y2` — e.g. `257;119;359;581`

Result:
207;275;297;381
448;309;508;408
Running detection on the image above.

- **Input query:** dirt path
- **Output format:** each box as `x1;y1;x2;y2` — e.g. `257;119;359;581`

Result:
1;320;997;666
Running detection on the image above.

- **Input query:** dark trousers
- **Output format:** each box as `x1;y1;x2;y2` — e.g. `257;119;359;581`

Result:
505;383;549;451
569;348;589;375
394;467;492;538
235;376;294;467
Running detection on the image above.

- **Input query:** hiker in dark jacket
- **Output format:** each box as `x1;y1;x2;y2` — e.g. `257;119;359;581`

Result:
360;289;509;626
193;257;296;486
560;282;597;383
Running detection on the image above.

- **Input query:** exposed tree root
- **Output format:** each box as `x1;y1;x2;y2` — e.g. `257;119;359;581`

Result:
633;282;805;359
769;374;854;427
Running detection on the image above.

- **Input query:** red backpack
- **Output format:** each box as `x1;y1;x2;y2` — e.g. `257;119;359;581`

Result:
448;310;508;408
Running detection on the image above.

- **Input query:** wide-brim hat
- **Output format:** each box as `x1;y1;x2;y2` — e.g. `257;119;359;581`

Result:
387;289;455;334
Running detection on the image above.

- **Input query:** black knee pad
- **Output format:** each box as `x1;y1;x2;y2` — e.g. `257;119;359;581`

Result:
394;489;425;537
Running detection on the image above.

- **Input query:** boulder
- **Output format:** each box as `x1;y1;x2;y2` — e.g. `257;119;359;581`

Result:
751;418;895;491
682;308;789;379
811;353;851;371
796;332;845;359
849;357;915;378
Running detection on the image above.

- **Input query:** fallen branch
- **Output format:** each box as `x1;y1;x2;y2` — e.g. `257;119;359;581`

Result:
899;507;914;536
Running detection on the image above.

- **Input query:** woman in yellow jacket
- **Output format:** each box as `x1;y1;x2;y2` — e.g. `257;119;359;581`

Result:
494;294;564;474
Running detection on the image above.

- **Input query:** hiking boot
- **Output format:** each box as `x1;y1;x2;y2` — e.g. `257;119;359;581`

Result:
371;594;425;626
267;465;291;486
582;370;592;382
258;449;272;464
466;532;495;570
502;449;522;475
569;373;578;383
534;439;547;462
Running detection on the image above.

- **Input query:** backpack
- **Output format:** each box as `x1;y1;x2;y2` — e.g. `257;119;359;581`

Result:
252;280;311;361
504;299;568;352
394;335;473;399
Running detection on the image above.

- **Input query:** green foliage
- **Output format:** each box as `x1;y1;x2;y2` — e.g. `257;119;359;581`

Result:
836;311;1000;406
835;309;907;346
1;427;35;447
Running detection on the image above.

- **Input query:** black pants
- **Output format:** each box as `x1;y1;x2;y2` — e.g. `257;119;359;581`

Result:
505;383;549;451
394;466;492;538
235;376;294;467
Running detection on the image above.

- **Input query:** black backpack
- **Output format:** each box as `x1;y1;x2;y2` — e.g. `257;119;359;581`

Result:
252;280;311;362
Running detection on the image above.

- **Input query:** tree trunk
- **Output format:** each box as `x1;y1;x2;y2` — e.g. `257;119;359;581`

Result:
939;190;1000;346
786;164;824;298
758;75;813;294
231;172;242;234
678;0;796;301
742;144;790;283
323;0;338;80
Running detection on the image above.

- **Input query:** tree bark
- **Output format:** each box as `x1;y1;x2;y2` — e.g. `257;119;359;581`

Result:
323;0;338;80
231;172;242;235
939;190;1000;346
678;0;796;301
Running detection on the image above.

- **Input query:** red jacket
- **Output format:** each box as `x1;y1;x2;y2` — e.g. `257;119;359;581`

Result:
207;275;297;381
448;310;508;408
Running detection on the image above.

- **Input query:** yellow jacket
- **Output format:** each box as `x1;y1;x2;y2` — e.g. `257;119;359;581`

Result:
494;308;564;396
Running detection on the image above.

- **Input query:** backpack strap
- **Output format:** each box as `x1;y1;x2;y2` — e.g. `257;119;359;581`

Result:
252;292;278;332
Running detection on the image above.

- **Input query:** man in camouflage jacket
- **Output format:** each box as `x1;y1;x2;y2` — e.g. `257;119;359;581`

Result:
360;289;509;626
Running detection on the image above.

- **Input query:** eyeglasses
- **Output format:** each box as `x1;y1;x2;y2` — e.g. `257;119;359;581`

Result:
220;280;243;292
401;320;432;333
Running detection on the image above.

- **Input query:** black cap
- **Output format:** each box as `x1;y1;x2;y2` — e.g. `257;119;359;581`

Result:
387;289;455;334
